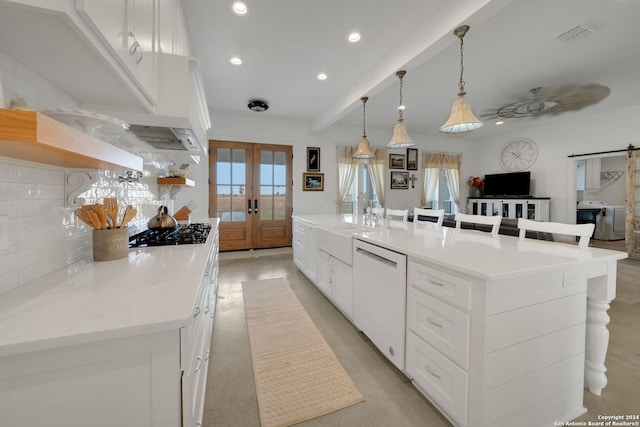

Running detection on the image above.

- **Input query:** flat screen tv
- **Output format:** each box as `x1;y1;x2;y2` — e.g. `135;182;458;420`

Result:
483;171;531;197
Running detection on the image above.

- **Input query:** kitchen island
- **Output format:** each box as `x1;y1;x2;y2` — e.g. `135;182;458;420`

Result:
0;219;219;427
293;214;627;427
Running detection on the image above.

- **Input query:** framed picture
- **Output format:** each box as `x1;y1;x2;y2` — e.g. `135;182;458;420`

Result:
389;153;405;169
307;147;320;172
406;148;418;170
390;171;409;189
303;173;324;191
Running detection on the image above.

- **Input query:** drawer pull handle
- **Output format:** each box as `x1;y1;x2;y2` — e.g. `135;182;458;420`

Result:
193;306;201;317
195;356;203;373
427;279;445;287
427;317;443;328
426;365;441;380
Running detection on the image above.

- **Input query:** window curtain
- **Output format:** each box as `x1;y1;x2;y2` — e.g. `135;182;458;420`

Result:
421;152;462;208
336;146;358;213
444;168;461;210
422;168;439;206
367;148;387;208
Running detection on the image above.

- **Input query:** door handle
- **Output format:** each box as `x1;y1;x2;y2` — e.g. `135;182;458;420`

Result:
254;199;258;214
247;199;252;214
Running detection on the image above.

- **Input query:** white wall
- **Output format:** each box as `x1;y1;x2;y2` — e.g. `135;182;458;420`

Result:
467;104;640;222
207;111;483;215
205;103;639;223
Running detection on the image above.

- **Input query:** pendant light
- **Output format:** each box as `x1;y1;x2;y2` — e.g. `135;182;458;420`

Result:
439;25;484;133
353;96;376;159
387;70;415;148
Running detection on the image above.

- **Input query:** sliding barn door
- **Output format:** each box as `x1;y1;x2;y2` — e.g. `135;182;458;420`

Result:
627;149;640;260
210;140;292;251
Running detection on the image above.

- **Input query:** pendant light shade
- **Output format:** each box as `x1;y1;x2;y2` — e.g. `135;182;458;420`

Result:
439;25;484;134
353;96;375;159
439;94;484;133
387;70;415;148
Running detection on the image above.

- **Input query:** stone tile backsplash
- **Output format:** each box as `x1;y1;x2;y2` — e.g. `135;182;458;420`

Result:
0;156;162;294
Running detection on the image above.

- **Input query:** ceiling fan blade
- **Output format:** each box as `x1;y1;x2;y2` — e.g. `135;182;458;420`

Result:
538;83;610;116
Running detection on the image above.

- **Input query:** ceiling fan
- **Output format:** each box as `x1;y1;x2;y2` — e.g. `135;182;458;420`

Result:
480;83;610;120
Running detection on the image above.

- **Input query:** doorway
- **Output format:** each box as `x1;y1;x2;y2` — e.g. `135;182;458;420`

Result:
570;150;639;260
210;140;293;252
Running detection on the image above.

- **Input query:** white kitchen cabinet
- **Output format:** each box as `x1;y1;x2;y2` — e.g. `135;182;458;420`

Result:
576;158;601;190
157;0;190;55
0;228;219;427
406;257;588;426
292;218;317;283
467;197;550;221
75;0;158;106
317;249;353;319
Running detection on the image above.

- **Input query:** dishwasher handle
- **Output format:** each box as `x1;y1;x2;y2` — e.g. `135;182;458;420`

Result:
355;247;398;268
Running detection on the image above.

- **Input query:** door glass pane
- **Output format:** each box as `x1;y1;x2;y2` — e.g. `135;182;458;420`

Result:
217;148;246;222
259;149;288;220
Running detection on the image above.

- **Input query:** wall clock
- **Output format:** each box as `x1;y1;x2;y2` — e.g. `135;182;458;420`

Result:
499;138;538;171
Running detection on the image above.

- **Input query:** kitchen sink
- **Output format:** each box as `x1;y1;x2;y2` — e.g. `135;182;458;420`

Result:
316;224;364;265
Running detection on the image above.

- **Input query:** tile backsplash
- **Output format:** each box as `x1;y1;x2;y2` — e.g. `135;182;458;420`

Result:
0;48;185;293
0;157;162;294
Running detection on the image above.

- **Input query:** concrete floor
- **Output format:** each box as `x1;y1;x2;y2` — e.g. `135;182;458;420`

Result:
203;247;640;426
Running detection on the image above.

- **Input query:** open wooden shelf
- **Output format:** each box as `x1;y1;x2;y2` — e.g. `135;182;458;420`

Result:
157;177;195;186
0;109;143;171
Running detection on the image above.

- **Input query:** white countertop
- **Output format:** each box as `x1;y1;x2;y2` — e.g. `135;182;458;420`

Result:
0;220;219;357
295;214;627;280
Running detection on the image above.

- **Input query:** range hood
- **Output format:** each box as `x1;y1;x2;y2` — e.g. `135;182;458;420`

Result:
97;54;211;155
128;124;201;152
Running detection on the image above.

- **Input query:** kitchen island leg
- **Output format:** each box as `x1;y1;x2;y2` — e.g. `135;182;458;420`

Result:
585;260;617;395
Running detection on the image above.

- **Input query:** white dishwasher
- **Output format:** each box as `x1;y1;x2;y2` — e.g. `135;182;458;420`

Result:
353;239;407;370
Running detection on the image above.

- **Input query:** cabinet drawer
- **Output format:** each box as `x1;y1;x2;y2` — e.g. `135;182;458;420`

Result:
293;219;309;232
407;287;470;369
406;331;468;426
181;283;210;371
408;260;471;310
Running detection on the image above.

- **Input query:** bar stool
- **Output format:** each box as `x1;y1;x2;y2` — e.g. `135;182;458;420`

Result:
385;208;409;222
413;207;444;226
454;213;502;234
517;218;595;248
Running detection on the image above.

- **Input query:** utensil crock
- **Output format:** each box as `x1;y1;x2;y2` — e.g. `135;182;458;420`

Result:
93;228;129;261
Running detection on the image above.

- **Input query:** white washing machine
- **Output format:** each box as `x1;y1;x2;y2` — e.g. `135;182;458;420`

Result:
578;201;626;240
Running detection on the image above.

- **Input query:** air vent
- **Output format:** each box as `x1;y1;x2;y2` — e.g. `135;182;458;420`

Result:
556;23;599;42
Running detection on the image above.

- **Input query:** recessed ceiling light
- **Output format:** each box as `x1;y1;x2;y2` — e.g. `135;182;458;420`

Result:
230;56;242;65
495;120;505;125
232;1;248;15
348;32;361;43
317;73;327;80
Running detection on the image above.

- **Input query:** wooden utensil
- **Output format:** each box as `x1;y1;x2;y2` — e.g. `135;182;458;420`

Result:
88;210;102;230
119;205;137;228
92;204;108;230
75;208;96;229
104;198;118;229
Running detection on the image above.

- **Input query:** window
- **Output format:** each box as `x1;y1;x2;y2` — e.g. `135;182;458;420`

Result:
422;153;461;213
342;163;379;214
426;169;456;214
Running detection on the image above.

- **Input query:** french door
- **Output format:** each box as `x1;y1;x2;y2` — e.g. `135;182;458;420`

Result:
626;149;640;260
210;140;292;252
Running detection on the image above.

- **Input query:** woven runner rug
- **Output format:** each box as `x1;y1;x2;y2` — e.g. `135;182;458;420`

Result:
242;277;363;427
